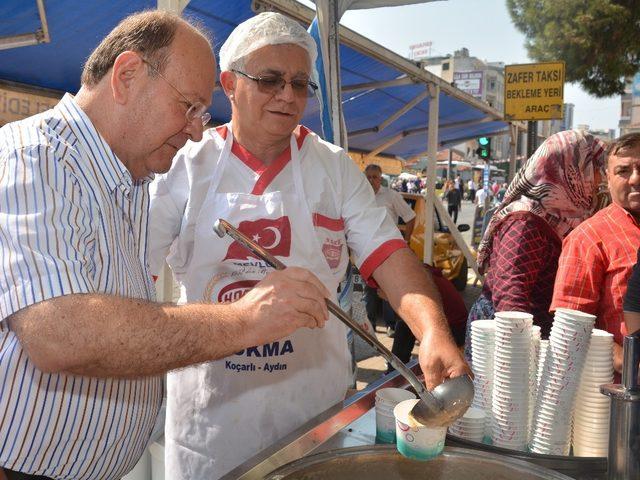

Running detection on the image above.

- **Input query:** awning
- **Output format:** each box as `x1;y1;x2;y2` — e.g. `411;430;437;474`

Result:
0;0;508;160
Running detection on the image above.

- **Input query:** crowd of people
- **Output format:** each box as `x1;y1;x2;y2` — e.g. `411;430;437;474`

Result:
374;128;640;390
465;130;640;384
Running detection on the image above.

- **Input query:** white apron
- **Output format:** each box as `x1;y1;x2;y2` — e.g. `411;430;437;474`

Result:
165;124;351;480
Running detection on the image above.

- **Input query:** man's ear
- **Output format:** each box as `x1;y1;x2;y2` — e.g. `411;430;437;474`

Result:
110;51;145;105
219;71;237;100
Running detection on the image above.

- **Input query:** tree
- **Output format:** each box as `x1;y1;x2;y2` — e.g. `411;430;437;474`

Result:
507;0;640;97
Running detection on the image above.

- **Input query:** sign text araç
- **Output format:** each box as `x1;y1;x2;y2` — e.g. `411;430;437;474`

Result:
504;62;565;121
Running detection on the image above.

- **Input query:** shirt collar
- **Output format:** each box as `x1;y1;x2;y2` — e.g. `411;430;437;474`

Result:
609;202;640;227
56;93;141;193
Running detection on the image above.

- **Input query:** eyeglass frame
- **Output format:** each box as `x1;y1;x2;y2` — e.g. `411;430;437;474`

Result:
141;57;211;127
231;69;318;98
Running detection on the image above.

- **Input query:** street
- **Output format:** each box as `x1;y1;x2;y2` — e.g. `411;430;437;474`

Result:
354;199;481;389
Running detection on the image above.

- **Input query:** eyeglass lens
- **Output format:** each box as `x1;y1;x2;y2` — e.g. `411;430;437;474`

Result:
262;77;316;98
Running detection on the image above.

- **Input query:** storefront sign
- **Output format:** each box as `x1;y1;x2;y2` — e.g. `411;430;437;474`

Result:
0;86;60;125
504;62;565;121
453;71;483;97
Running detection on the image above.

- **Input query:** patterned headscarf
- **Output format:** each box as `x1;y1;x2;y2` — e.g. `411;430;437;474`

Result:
477;130;607;273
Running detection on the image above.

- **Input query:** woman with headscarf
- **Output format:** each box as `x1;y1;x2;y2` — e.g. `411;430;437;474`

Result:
465;130;607;357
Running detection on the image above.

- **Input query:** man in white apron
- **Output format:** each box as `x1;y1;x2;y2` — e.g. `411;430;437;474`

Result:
149;12;470;480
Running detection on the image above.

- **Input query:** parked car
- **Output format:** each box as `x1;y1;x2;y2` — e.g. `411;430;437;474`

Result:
399;193;470;291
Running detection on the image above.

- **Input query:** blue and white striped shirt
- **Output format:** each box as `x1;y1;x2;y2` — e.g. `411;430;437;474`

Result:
0;94;162;479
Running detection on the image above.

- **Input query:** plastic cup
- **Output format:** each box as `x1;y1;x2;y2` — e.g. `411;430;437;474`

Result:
394;399;447;461
375;388;416;444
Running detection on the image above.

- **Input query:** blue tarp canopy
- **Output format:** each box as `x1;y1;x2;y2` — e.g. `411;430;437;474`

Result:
0;0;508;160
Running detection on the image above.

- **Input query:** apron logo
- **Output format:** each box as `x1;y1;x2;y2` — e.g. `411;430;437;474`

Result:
322;238;342;269
218;279;259;303
236;339;294;357
223;216;292;261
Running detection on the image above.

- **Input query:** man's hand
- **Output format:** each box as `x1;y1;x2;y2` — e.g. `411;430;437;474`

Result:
419;327;472;390
613;342;623;374
371;248;472;390
230;267;331;347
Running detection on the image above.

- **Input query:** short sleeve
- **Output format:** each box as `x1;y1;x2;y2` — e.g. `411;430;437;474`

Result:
392;190;416;223
0;143;95;319
148;155;189;276
337;152;405;282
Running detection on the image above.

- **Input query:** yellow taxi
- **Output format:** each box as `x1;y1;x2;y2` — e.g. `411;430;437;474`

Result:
399;193;470;291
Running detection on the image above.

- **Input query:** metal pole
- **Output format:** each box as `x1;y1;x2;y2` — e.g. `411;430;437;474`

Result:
526;120;538;159
423;83;439;265
328;0;347;149
447;148;453;181
509;123;518;182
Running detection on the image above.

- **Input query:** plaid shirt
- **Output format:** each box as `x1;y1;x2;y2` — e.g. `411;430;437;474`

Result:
551;203;640;344
482;211;561;337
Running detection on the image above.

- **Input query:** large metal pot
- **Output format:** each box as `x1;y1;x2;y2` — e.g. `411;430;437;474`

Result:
445;435;607;480
264;446;574;479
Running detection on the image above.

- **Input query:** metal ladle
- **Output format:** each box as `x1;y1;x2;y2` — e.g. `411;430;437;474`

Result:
213;218;473;427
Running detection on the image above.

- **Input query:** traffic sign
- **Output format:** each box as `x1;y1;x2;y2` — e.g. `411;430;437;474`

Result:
504;61;565;121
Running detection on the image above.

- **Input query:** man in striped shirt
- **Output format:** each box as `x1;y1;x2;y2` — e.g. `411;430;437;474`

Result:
0;10;332;480
552;133;640;375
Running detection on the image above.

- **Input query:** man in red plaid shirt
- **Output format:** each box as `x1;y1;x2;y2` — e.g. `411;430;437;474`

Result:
552;133;640;373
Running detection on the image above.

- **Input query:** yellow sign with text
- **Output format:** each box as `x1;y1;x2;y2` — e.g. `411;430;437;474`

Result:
504;62;565;121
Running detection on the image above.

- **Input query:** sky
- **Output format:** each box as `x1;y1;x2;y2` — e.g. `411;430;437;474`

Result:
303;0;621;133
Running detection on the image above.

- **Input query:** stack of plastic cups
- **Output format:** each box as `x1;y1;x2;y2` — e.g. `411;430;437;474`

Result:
532;339;549;443
470;319;496;442
527;325;541;438
448;406;486;442
491;311;533;451
572;329;614;457
530;308;595;455
374;388;416;444
528;326;541;443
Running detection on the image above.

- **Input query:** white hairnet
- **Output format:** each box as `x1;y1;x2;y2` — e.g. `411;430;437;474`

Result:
219;12;317;72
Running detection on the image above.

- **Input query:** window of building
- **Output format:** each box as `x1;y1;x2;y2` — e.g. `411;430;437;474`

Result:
442;62;450;71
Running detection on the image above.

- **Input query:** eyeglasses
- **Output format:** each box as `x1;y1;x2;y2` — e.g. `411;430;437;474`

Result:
232;69;318;98
142;58;211;126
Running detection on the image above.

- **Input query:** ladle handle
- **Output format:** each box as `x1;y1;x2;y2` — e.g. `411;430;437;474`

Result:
213;218;436;404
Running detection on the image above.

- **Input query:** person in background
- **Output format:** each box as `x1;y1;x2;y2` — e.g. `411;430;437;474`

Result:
491;180;500;196
457;174;465;199
0;11;331;480
390;264;468;370
468;178;477;202
474;185;492;208
465;130;606;359
148;13;469;479
496;182;508;203
364;164;416;336
443;179;462;223
552;133;640;374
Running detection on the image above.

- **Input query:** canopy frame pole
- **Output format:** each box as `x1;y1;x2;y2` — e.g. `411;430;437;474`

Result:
378;90;429;132
423;83;439;265
157;0;191;13
433;197;483;284
343;76;414;92
363;132;404;161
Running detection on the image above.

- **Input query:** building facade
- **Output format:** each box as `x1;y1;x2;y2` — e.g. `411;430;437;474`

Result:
620;75;640;136
419;48;509;162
